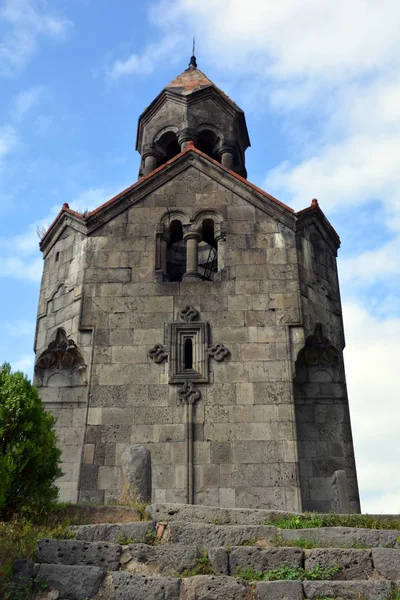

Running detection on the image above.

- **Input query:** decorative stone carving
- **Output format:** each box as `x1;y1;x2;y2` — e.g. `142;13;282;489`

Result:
179;305;199;323
209;343;230;362
178;380;201;404
299;323;339;366
34;328;86;387
148;344;168;364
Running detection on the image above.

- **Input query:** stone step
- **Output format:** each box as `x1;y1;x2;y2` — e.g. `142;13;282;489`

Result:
162;521;278;546
13;557;400;600
282;526;400;549
147;502;300;525
70;520;157;544
35;539;400;583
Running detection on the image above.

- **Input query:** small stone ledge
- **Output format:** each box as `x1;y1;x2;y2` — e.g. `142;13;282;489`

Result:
147;502;302;525
61;504;142;524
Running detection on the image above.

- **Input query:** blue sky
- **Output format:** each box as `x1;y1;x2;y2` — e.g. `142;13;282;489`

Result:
1;0;399;512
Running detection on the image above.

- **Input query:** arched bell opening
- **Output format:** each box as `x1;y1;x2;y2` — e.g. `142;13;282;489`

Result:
167;219;186;282
157;131;180;166
196;129;219;161
198;219;218;281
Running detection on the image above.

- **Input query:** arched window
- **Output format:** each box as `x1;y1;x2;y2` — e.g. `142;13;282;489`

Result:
157;131;180;166
167;220;186;281
196;130;219;161
198;219;218;281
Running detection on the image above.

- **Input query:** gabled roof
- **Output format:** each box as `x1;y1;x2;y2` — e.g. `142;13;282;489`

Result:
296;198;340;249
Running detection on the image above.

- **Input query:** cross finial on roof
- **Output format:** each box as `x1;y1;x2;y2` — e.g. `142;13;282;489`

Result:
188;36;197;69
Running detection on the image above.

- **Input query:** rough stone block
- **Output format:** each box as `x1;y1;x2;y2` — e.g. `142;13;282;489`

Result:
302;580;392;599
125;543;200;575
304;548;372;580
72;521;156;544
105;572;181;600
372;548;400;580
164;523;277;546
255;580;303;600
34;564;104;600
282;527;400;549
36;538;122;570
180;575;250;600
230;546;303;574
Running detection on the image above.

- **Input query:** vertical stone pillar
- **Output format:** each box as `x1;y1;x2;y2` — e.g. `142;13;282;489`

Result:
183;229;201;280
142;151;158;176
215;223;226;271
219;144;235;170
178;129;196;152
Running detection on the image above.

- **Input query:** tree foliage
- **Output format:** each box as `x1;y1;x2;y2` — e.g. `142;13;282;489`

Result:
0;363;62;518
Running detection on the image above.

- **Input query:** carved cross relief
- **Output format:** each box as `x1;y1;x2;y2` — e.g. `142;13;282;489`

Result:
148;306;230;403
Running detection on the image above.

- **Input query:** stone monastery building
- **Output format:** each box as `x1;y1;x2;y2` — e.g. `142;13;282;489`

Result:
34;55;361;514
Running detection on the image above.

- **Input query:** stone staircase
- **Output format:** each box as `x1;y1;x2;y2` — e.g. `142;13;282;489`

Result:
12;503;400;600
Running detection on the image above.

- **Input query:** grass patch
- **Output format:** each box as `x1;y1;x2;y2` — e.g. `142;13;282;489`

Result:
235;563;340;582
264;513;400;530
0;512;75;600
181;550;215;577
115;527;156;546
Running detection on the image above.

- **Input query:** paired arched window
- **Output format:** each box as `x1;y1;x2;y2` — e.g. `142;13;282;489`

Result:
156;214;225;282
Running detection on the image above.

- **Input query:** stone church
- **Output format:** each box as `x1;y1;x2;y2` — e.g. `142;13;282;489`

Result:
34;55;361;513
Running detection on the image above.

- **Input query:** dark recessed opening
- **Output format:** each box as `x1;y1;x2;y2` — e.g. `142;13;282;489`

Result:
55;252;60;262
167;219;186;282
184;338;193;370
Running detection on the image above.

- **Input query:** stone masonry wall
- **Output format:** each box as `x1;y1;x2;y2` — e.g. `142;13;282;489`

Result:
78;163;303;509
35;227;92;503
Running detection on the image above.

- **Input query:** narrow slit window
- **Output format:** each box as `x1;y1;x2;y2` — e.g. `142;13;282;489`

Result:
55;252;60;262
184;338;193;370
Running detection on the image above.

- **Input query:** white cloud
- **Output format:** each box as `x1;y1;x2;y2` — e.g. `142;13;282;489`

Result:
11;86;44;121
343;301;400;513
0;0;72;77
12;352;34;378
0;186;116;283
105;35;184;80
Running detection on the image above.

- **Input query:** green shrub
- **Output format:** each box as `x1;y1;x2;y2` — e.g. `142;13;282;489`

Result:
264;513;400;530
0;363;62;519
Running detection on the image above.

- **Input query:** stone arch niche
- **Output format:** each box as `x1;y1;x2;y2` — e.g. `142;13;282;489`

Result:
34;328;87;388
293;324;360;513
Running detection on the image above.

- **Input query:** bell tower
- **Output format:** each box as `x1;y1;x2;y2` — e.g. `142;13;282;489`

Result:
34;57;360;513
136;54;250;178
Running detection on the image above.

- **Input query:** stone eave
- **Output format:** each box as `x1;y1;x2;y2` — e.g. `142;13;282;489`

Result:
296;203;341;254
39;208;87;256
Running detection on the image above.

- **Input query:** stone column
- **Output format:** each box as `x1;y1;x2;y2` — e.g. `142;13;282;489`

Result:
178;129;197;152
142;151;158;176
215;223;226;271
219;145;235;170
183;229;201;280
155;224;170;275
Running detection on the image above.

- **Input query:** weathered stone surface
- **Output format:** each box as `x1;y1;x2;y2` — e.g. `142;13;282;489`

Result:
147;502;300;525
121;444;152;503
103;572;181;600
302;580;392;599
180;575;250;600
164;522;277;546
36;538;122;570
229;546;303;574
304;548;373;580
11;559;38;589
124;543;200;575
34;564;104;600
71;521;156;543
282;527;400;548
372;548;400;580
255;580;303;600
208;547;229;575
